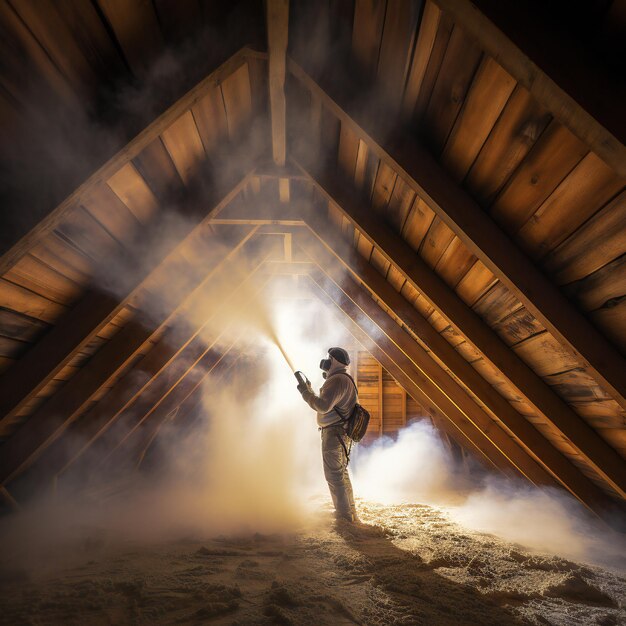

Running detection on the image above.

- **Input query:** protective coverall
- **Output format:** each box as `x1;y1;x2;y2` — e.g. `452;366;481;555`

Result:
301;358;358;521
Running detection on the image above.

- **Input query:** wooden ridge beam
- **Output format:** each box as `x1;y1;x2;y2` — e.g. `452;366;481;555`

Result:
432;0;626;175
0;46;265;274
288;59;626;414
297;225;617;514
267;0;289;166
0;227;262;488
0;152;258;432
307;271;518;476
28;244;275;487
296;163;626;499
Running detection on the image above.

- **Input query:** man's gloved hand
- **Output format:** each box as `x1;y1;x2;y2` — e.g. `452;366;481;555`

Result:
297;381;313;396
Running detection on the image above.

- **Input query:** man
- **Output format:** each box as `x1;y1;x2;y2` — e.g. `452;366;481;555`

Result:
297;347;358;522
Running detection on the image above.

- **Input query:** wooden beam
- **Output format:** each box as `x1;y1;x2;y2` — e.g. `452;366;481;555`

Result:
304;256;556;485
288;59;626;414
295;161;626;500
262;261;315;275
296;226;617;514
254;161;306;180
307;273;511;475
210;219;305;226
307;267;561;487
377;362;384;437
169;337;253;434
82;273;271;481
171;338;251;431
135;340;241;470
401;1;442;120
344;316;479;462
211;187;300;222
401;388;407;427
0;228;262;487
305;279;484;461
267;0;289;166
431;0;626;176
0;46;265;275
0;153;258;432
31;246;274;486
121;333;243;471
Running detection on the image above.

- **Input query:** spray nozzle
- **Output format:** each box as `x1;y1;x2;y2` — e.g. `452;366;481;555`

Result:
294;371;309;386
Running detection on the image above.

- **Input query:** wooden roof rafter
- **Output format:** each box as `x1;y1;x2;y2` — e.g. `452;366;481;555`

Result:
132;333;246;473
205;190;624;512
0;1;623;522
0;162;256;436
287;58;626;417
428;0;626;177
291;221;617;514
0;45;267;276
0;42;269;436
17;238;279;494
0;226;269;491
306;268;545;482
282;63;626;498
297;161;626;500
305;277;491;465
267;0;289;167
95;274;273;472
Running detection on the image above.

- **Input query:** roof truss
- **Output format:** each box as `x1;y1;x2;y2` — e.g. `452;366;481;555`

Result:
0;4;624;524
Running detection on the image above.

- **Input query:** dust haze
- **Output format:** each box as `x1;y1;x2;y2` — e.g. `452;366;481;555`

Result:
1;283;624;576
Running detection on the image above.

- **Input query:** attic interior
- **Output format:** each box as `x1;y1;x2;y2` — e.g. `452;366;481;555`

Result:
0;1;625;624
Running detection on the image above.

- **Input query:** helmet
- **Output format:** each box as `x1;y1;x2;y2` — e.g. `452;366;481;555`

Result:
328;347;350;366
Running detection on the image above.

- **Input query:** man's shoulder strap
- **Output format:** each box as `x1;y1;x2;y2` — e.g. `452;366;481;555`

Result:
332;371;358;393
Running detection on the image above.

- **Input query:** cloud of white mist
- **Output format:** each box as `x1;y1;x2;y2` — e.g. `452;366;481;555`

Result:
0;294;362;570
351;421;626;569
146;296;360;533
3;255;624;575
352;420;463;504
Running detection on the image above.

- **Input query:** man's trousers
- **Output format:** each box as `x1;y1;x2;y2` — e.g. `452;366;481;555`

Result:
321;424;356;520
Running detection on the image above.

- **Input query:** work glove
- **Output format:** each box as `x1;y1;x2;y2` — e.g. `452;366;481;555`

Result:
297;381;313;396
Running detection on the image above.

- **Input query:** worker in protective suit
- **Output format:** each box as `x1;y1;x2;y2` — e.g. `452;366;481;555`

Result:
297;347;358;522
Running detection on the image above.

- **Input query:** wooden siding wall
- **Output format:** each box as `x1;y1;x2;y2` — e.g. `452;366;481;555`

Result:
357;351;429;443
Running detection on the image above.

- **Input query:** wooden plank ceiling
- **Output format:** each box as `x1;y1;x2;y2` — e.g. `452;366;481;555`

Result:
0;1;624;522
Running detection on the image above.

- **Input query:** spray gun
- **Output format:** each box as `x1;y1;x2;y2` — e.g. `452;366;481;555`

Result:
294;371;312;394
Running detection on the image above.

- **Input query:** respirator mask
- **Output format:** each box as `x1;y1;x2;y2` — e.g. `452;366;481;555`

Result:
320;356;332;379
